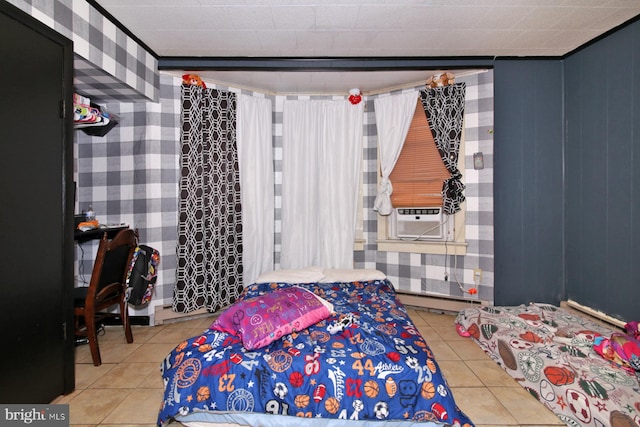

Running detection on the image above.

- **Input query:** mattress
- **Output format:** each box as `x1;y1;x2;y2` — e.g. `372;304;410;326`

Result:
158;277;474;427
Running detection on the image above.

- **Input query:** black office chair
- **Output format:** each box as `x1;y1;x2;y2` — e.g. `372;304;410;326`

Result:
74;228;137;366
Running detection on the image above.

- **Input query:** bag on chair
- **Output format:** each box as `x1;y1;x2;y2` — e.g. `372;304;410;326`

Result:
125;245;160;305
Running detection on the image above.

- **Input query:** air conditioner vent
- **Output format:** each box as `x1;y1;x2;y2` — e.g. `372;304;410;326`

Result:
393;207;443;239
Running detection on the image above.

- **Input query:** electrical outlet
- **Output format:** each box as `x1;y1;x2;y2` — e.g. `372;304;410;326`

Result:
473;268;482;283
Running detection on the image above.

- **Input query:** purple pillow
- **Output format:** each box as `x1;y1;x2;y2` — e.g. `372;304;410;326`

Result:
210;286;333;350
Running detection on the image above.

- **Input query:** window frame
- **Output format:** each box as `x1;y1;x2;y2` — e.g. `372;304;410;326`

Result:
376;122;467;255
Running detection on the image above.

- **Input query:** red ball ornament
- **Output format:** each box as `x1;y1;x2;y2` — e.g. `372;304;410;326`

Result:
348;88;362;105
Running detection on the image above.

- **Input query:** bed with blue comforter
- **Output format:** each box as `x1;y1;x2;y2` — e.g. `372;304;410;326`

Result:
158;277;473;427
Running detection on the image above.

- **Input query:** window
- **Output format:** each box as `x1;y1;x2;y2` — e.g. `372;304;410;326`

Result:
389;100;450;207
377;95;466;255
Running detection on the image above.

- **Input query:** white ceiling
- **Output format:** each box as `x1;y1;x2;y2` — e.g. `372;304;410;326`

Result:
96;0;640;94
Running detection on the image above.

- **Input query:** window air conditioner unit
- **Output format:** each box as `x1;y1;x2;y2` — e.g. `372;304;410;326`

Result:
393;207;444;239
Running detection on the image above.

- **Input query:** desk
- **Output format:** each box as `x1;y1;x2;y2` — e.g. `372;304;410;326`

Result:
74;225;129;244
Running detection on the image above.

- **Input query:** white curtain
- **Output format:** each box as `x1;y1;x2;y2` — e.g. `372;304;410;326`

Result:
237;95;274;284
372;91;419;215
281;99;364;269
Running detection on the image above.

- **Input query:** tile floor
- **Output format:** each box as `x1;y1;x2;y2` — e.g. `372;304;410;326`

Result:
53;308;565;427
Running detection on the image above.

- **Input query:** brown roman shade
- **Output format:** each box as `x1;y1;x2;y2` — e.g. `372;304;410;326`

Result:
389;99;450;208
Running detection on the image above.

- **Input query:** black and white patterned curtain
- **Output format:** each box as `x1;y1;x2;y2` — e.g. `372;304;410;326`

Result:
420;83;466;214
174;84;243;313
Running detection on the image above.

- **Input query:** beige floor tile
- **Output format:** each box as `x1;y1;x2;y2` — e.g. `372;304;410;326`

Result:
75;340;141;365
427;340;461;361
75;339;124;366
67;388;126;425
194;320;216;332
99;326;134;343
75;363;115;389
490;387;564;425
433;325;468;342
418;311;457;327
122;342;178;364
90;362;159;389
52;388;83;404
450;387;519;425
465;360;520;387
97;343;143;364
417;324;440;342
437;360;484;387
146;326;199;344
75;344;92;364
130;325;168;343
138;367;164;389
407;309;428;326
102;388;163;424
450;339;491;361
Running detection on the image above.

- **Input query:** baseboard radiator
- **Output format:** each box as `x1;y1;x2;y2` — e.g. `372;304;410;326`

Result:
155;305;217;325
561;299;626;330
397;291;489;313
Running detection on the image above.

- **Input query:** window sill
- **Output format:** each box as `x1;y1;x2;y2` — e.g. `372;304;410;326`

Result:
377;239;467;255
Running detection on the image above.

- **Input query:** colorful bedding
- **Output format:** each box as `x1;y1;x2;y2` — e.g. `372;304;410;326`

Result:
455;303;640;427
158;279;474;427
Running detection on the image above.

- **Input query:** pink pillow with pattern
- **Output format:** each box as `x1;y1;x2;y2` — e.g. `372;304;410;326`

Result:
210;286;333;350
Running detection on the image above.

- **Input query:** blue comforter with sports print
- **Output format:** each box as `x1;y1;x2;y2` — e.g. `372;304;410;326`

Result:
158;279;474;426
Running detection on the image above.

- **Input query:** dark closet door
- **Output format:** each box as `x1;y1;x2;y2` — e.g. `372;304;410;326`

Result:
0;3;75;402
